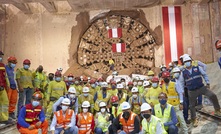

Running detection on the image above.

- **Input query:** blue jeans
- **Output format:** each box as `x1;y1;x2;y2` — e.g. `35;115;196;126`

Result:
95;127;106;134
55;126;78;134
167;125;178;134
183;96;189;121
17;88;33;115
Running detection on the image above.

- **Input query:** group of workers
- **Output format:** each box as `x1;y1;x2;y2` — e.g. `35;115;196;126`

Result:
0;49;221;134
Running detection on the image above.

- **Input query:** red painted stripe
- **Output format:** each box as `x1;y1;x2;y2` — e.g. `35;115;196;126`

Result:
108;29;112;38
174;6;183;61
118;28;122;38
121;43;126;52
162;7;171;66
112;44;116;52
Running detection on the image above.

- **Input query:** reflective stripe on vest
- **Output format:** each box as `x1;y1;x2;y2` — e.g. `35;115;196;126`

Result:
78;113;93;133
162;82;180;106
25;104;42;123
119;112;136;133
55;109;73;128
97;112;110;132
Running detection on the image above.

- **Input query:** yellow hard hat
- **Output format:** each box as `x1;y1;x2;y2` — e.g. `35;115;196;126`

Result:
147;70;154;76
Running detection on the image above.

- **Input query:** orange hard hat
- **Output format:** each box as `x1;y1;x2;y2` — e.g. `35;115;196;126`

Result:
7;56;17;64
127;81;133;85
162;71;170;78
68;73;74;77
151;76;159;82
23;59;31;64
111;96;119;103
32;92;42;100
55;71;62;77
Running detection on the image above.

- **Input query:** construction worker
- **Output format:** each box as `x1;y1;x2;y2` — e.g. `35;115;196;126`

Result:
143;76;162;107
78;87;94;113
140;103;167;134
46;71;67;120
94;82;111;112
215;39;221;68
142;80;151;95
108;80;118;96
95;102;110;134
147;70;155;81
128;87;142;115
57;67;63;73
89;79;99;97
127;81;133;97
137;77;144;95
161;71;188;134
158;64;167;78
65;73;74;90
182;56;221;127
109;96;123;119
6;56;18;119
109;59;115;71
16;59;34;116
168;62;173;73
76;101;95;134
17;92;48;134
117;84;129;105
132;76;139;87
73;77;83;96
33;65;46;92
112;102;140;134
153;92;178;134
50;98;78;134
53;87;78;113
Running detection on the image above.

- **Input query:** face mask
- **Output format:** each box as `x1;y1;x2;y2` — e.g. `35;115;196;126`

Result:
152;83;158;88
24;65;30;69
84;93;88;97
123;111;130;120
162;68;166;71
69;94;75;99
101;108;106;113
159;99;167;105
185;61;191;67
138;82;142;86
113;103;118;107
122;82;125;86
102;87;107;92
118;90;122;94
148;76;153;80
10;63;16;68
174;73;180;78
142;113;151;119
133;82;137;86
32;101;39;107
62;105;69;111
111;85;116;89
132;94;137;98
91;84;96;88
68;77;73;81
0;57;2;62
163;78;170;83
75;81;79;84
55;77;61;82
83;108;88;113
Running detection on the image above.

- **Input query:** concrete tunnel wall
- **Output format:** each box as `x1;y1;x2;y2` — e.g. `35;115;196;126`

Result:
0;2;220;75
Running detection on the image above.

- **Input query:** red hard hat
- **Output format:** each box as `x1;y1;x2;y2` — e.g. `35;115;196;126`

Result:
151;76;159;82
162;71;170;78
89;79;96;84
32;92;42;100
127;81;133;85
55;71;62;77
68;73;74;77
83;76;88;81
111;96;119;103
7;56;17;64
215;40;221;50
111;81;117;85
23;59;31;64
97;77;103;82
75;77;81;81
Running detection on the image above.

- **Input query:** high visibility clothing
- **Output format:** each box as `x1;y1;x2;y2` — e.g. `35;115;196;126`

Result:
94;91;111;111
33;72;47;90
138;86;144;95
142;115;167;134
89;86;100;97
129;96;142;114
119;112;137;133
183;66;204;91
96;112;110;132
7;88;18;113
16;68;34;88
78;112;93;134
118;92;128;105
154;103;172;130
108;88;118;96
192;60;198;66
18;120;48;134
78;94;94;113
73;84;83;96
162;82;180;106
112;105;123;118
55;109;74;128
144;87;162;106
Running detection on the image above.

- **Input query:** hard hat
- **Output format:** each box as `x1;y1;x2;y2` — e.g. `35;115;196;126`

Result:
7;56;17;64
162;71;170;78
97;77;103;82
89;79;96;84
183;56;192;62
141;103;152;112
131;87;138;93
117;84;123;89
55;71;62;77
172;58;178;62
172;67;181;73
101;82;108;87
32;92;42;100
62;98;71;105
168;62;173;67
121;102;131;110
68;87;76;94
82;87;90;93
127;81;133;85
57;67;63;71
111;96;119;103
75;77;81;81
180;54;190;59
147;70;154;76
68;73;74;77
23;59;31;64
112;71;118;75
160;64;166;68
143;81;150;87
82;101;90;107
151;76;159;82
88;77;91;80
83;76;88;81
111;81;117;85
215;40;221;49
99;102;106;107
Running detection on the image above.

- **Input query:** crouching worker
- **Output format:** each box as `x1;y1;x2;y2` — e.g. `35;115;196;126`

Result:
17;92;48;134
50;98;78;134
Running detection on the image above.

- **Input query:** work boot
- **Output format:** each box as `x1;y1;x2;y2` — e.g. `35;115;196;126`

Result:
0;118;14;125
185;119;191;124
9;112;16;120
195;105;203;110
192;118;198;127
215;110;221;117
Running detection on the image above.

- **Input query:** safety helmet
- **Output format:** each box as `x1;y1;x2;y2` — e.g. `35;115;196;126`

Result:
172;58;178;62
32;92;42;100
23;59;31;64
121;102;131;110
168;62;173;67
172;67;181;73
112;71;118;75
162;71;170;78
159;64;166;69
101;82;108;87
7;56;17;64
99;102;106;107
151;76;159;82
55;71;62;77
82;87;90;93
180;54;190;59
127;81;133;85
75;77;81;81
111;96;119;103
97;77;103;82
68;73;74;77
57;67;63;71
62;98;71;105
215;40;221;50
89;79;96;84
133;76;139;81
183;56;192;62
131;87;139;93
68;87;76;94
143;81;150;87
141;103;152;112
83;76;88;81
111;81;117;85
117;84;123;89
147;70;154;76
82;101;90;107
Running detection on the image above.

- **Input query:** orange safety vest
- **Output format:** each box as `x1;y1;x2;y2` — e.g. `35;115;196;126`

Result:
119;112;137;133
78;113;93;134
55;109;74;128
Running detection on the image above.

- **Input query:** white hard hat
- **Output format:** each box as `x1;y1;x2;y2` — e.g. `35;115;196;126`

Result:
82;87;90;93
121;102;131;110
131;87;139;93
99;102;106;107
117;84;123;89
57;67;63;71
68;87;76;93
180;54;190;59
141;103;152;112
183;56;192;62
143;81;150;87
101;82;108;87
172;67;181;73
82;101;90;107
88;77;91;80
168;62;173;67
62;98;71;105
172;58;178;62
160;64;166;68
112;71;118;75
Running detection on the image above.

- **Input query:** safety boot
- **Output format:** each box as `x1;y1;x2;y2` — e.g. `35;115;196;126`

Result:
9;112;16;120
214;110;221;117
192;118;198;127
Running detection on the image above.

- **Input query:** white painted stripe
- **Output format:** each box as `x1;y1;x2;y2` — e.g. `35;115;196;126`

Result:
116;43;121;52
168;6;178;61
112;28;118;38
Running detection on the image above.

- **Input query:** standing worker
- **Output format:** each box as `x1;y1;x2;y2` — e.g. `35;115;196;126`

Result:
128;87;142;115
78;87;94;113
215;40;221;68
33;65;46;92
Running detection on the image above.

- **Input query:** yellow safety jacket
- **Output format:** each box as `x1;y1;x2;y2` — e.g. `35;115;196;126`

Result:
162;82;180;106
154;103;172;130
108;89;118;96
118;93;128;105
112;105;123;118
142;115;167;134
144;87;162;106
16;68;34;88
73;85;83;96
138;86;144;95
46;80;67;101
94;91;111;111
129;96;142;114
33;72;46;89
96;112;110;132
78;94;94;113
90;86;100;97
